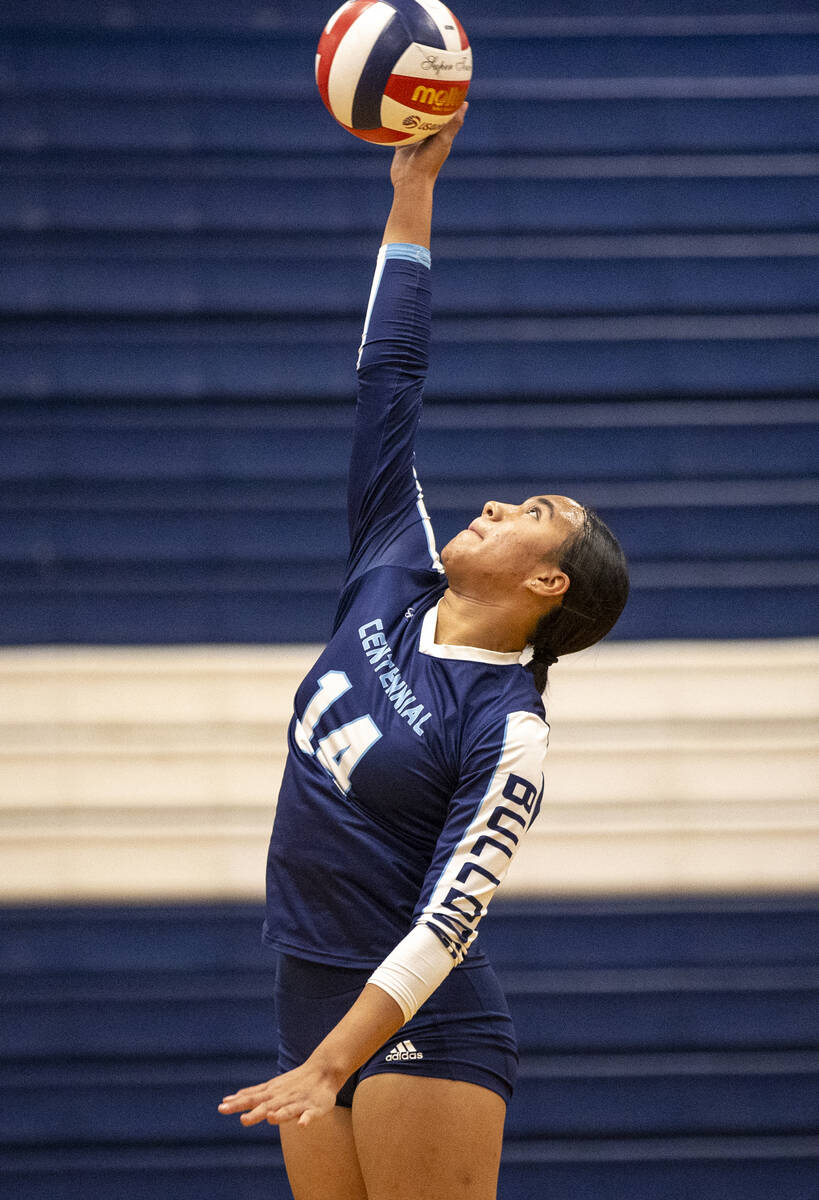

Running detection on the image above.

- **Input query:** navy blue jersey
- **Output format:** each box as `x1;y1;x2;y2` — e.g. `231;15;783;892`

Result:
263;244;550;970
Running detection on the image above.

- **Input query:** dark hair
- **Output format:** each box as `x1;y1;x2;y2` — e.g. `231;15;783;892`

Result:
527;507;629;693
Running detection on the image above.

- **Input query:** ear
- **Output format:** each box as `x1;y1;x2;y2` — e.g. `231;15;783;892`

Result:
525;566;570;601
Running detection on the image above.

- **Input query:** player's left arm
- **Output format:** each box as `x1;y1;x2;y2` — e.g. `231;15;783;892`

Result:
419;710;548;948
217;705;546;1129
367;709;550;1015
218;982;404;1128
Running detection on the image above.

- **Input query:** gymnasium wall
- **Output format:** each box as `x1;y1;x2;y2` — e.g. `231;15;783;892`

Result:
2;5;819;1198
1;0;817;901
1;639;817;902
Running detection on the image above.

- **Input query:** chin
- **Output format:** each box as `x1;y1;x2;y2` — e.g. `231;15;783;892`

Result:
440;533;467;569
440;535;480;584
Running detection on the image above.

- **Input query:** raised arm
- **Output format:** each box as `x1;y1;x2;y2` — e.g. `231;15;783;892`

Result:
382;101;467;249
341;104;467;599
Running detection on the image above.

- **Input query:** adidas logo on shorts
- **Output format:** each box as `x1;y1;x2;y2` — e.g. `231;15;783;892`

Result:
385;1039;424;1061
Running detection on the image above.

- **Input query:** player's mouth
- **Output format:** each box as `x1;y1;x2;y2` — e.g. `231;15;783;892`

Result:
467;521;484;539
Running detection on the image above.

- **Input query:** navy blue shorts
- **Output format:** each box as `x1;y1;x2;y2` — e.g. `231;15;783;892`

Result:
274;952;518;1107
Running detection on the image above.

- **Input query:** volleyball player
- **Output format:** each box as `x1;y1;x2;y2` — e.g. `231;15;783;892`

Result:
218;104;629;1200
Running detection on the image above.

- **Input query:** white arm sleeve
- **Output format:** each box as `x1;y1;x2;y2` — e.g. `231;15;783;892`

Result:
366;922;455;1023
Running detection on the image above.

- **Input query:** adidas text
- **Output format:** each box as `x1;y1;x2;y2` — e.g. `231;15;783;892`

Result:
385;1039;423;1062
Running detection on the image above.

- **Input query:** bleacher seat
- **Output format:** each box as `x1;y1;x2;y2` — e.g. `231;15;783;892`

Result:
2;899;818;1199
1;0;817;645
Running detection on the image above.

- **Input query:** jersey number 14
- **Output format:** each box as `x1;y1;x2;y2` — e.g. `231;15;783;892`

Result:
294;670;382;794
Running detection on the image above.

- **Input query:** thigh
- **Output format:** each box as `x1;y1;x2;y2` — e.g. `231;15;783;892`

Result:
352;1074;506;1200
280;1106;368;1200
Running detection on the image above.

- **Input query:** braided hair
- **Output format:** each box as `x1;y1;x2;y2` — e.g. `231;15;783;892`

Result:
527;506;629;693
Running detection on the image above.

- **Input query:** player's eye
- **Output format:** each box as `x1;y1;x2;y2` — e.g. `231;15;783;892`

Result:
527;506;540;519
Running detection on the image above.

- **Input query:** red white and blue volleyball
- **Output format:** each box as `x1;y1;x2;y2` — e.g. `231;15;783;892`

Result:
316;0;472;145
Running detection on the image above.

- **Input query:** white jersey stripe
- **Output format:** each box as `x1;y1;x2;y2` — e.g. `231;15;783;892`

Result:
413;467;445;574
418;710;549;961
358;243;431;368
357;244;388;368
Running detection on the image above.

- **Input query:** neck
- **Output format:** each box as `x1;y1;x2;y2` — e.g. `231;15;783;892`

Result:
435;587;534;653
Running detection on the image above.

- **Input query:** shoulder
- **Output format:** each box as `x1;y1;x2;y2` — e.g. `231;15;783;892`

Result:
460;670;550;765
469;661;547;724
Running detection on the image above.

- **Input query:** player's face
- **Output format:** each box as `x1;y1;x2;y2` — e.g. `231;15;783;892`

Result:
441;495;584;596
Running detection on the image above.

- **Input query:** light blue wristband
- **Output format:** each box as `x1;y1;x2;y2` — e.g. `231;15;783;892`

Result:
383;243;432;269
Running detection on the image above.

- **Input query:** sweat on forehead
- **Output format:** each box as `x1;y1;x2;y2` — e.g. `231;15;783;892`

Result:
531;495;586;531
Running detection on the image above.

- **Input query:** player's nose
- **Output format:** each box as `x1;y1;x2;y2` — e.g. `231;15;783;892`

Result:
482;501;509;521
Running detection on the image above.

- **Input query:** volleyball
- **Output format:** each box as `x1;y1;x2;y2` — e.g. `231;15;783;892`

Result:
316;0;472;145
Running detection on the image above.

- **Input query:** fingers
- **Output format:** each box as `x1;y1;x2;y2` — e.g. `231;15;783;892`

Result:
443;100;469;137
240;1101;274;1127
218;1076;334;1128
233;1094;321;1127
218;1082;271;1113
390;100;469;179
219;1087;293;1127
426;100;468;152
427;100;469;152
266;1100;314;1126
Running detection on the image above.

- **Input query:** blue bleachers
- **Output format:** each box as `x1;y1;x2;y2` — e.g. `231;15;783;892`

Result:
4;1054;819;1143
2;899;818;1199
1;0;817;642
6;29;819;86
5;167;819;234
4;326;819;398
5;93;819;155
1;398;817;640
5;239;819;312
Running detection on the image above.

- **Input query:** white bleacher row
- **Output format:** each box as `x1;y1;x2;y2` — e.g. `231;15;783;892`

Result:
0;639;816;901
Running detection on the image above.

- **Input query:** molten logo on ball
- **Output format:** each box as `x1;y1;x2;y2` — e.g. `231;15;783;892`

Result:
414;84;465;107
383;76;469;114
316;0;472;146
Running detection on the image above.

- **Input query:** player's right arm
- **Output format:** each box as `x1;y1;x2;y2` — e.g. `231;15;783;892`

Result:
343;106;467;591
381;103;467;251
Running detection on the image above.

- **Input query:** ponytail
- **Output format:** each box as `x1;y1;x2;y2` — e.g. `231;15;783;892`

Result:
527;507;629;692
